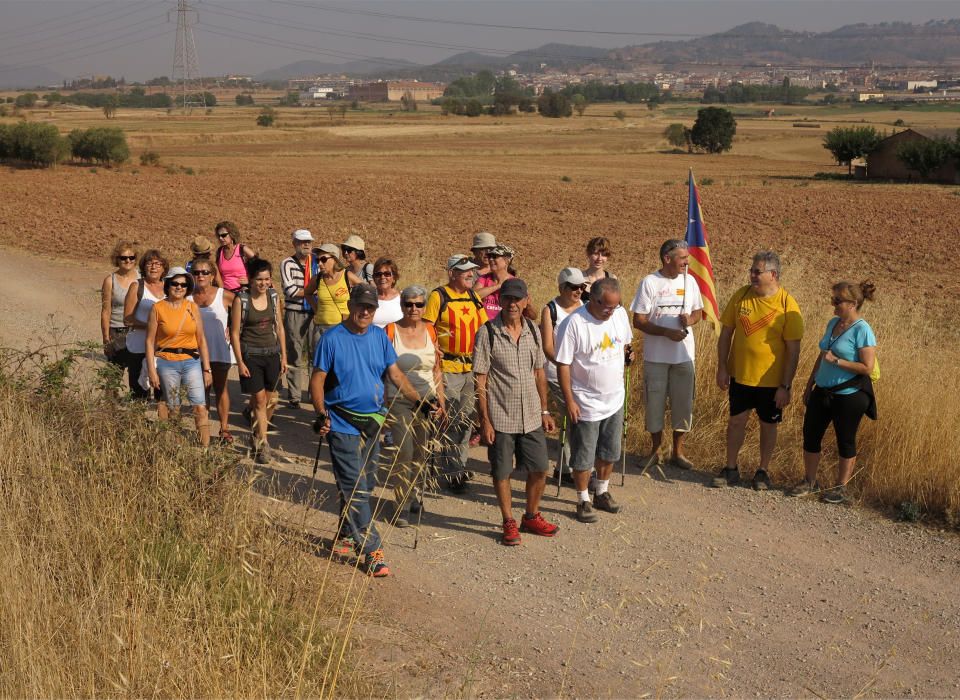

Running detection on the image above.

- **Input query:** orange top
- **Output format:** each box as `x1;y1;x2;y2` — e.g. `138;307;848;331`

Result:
154;299;200;361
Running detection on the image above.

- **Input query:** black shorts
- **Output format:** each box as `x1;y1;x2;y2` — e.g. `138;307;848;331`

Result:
240;352;281;394
729;379;782;424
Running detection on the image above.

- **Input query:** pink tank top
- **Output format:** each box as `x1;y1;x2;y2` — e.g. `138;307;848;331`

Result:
217;245;247;292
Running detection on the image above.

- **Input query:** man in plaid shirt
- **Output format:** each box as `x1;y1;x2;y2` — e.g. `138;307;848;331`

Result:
473;278;559;546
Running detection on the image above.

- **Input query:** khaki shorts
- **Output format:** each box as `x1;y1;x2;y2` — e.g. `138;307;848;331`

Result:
643;360;695;433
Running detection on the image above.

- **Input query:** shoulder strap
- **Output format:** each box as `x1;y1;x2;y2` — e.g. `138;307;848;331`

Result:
426;323;437;344
385;322;396;342
486;320;495;345
547;299;558;326
525;317;541;352
137;278;145;302
467;288;484;310
434;286;452;318
238;291;250;327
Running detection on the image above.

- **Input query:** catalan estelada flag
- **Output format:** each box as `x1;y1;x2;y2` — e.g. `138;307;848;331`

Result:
685;169;720;333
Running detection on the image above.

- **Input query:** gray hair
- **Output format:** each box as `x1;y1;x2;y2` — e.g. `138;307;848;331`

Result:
752;250;781;277
590;276;620;300
659;239;688;263
400;284;427;302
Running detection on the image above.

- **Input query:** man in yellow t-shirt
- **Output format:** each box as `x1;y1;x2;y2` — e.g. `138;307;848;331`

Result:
714;251;803;491
423;254;488;492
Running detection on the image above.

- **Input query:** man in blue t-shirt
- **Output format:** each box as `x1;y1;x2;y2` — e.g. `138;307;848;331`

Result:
310;284;426;578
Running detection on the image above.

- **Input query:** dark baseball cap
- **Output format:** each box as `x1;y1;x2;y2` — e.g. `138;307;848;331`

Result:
349;283;379;308
500;278;528;300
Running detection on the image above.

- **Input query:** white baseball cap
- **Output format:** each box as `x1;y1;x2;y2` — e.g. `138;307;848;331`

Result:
447;254;480;271
558;267;586;287
293;229;313;242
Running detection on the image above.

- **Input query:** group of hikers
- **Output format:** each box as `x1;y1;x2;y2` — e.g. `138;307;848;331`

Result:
101;224;879;578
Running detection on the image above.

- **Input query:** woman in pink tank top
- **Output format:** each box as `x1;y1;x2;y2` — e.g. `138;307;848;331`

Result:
214;220;257;292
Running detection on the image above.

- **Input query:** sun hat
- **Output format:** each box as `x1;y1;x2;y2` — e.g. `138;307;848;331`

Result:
447;254;480;271
349;283;379;307
500;278;528;300
293;229;314;242
164;266;195;294
314;242;341;258
190;236;213;255
471;231;497;250
342;234;366;252
558;267;586;287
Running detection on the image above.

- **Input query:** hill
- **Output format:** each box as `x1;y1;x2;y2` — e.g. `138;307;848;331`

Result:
0;63;63;90
256;56;418;81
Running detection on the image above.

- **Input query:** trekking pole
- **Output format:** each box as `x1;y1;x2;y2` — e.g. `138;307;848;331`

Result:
414;415;439;550
621;361;632;488
556;414;567;497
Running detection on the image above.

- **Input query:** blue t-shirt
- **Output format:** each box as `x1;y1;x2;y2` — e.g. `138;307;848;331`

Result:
814;317;876;395
313;323;398;434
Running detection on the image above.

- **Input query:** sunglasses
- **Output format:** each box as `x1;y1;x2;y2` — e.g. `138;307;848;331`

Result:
565;283;587;291
342;246;359;255
831;297;850;305
118;255;136;262
373;271;393;278
318;255;334;264
216;232;230;239
168;281;189;289
403;301;426;309
193;269;213;276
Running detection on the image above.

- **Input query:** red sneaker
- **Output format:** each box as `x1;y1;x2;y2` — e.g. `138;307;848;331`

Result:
501;518;521;546
520;512;559;537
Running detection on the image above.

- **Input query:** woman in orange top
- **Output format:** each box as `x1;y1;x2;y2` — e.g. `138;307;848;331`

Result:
145;267;213;446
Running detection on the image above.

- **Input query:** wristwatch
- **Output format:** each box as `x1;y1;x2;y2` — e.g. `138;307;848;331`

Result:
779;383;791;390
541;410;551;415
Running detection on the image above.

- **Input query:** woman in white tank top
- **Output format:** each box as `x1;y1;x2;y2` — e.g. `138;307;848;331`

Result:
123;250;168;402
189;258;236;444
384;285;447;528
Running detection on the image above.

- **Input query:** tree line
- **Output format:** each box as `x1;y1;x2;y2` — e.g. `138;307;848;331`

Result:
702;80;812;105
0;124;130;167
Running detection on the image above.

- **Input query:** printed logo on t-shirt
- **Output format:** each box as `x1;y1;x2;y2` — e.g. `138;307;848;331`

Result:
593;332;626;352
740;309;777;336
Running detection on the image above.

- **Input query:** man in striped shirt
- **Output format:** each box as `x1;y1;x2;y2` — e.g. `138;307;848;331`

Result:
279;229;314;409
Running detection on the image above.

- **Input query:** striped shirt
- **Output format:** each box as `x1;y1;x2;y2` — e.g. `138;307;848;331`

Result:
280;254;310;310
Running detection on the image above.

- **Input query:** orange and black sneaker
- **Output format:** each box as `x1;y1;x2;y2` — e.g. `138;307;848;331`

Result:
520;512;559;537
364;549;391;577
331;536;355;557
501;517;521;546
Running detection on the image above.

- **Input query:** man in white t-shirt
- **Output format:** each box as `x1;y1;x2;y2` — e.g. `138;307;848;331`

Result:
555;277;634;523
631;239;703;471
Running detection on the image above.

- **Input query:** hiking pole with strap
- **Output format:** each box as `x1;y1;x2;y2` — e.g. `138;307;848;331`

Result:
556;413;567;497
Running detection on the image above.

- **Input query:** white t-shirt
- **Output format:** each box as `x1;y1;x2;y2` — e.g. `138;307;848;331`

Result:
545;298;582;385
554;305;632;422
630;271;704;365
373;294;403;328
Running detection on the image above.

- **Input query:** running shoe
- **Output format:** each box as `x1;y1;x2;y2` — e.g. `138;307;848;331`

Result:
752;469;771;491
520;512;559;537
332;536;355;556
576;501;599;523
501;518;521;546
821;485;849;504
787;480;819;497
364;549;391;577
711;466;740;488
593;491;621;514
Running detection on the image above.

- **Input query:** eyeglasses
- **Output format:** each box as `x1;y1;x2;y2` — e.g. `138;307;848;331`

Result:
318;256;334;264
749;268;768;276
168;281;189;289
146;259;163;266
403;301;426;309
831;296;851;305
373;271;393;278
118;255;136;262
193;270;212;276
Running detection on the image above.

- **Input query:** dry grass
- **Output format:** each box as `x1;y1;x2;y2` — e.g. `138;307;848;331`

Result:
0;352;372;697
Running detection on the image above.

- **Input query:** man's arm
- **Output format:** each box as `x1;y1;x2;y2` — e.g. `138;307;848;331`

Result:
534;367;556;433
716;325;734;390
474;371;495;445
774;339;802;409
557;364;580;424
387;363;422;405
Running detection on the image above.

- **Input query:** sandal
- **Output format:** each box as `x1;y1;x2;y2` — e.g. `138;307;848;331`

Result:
219;429;234;445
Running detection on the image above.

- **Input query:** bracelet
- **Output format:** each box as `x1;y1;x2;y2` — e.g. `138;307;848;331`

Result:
203;369;212;373
541;410;551;415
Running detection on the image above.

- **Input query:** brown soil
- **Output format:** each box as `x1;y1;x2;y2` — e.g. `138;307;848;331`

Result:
1;246;958;699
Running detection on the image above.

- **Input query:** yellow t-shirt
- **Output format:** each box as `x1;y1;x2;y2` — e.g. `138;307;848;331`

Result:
313;273;350;326
720;285;804;387
423;285;487;373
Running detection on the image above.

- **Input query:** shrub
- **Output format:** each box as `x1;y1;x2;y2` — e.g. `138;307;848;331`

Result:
896;137;957;179
6;122;68;166
139;150;160;166
68;127;130;166
235;93;255;106
613;110;627;121
537;89;572;118
664;123;690;148
14;92;38;108
464;99;483;117
256;107;276;127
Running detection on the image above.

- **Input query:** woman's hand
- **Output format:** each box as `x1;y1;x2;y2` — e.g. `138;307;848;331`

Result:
148;371;160;391
203;370;212;389
280;358;288;375
824;350;839;366
238;362;251;378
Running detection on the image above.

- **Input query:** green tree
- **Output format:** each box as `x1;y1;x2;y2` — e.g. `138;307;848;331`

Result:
68;127;129;165
464;99;483;117
664;123;690;149
896;137;956;180
15;92;38;108
571;93;588;117
822;126;882;175
8;122;68;166
537;89;572;118
102;95;118;119
235;93;255;106
44;92;63;105
690;107;736;154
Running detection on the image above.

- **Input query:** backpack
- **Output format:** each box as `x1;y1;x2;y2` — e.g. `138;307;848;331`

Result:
546;299;558;327
385;322;438;345
237;288;279;329
433;285;483;319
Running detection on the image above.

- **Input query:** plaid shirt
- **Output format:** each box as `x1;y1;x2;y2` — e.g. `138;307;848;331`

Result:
471;317;546;434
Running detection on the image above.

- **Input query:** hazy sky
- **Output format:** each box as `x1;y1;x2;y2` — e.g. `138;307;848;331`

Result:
1;0;958;80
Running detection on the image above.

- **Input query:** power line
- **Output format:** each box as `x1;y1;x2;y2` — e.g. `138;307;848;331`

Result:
0;12;169;62
0;0;121;41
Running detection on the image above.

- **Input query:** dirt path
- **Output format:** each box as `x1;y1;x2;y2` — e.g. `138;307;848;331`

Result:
3;247;958;698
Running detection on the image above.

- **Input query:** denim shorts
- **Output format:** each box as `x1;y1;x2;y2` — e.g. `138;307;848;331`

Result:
568;407;623;471
156;356;206;407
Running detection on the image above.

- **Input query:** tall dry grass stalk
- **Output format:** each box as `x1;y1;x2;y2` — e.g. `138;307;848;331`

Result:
0;360;368;697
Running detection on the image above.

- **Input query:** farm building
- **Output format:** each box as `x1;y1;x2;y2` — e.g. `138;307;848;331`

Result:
348;81;444;102
866;128;960;184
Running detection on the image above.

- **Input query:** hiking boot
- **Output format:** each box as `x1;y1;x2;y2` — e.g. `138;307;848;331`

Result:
593;491;621;514
821;485;849;504
670;454;695;470
332;536;356;556
364;549;391;577
787;480;819;497
752;469;771;491
501;518;521;546
389;502;410;529
576;500;599;523
447;473;470;494
711;466;740;488
253;444;271;465
520;512;559;537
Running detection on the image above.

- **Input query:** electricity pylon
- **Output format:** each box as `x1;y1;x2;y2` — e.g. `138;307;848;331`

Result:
171;0;205;112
